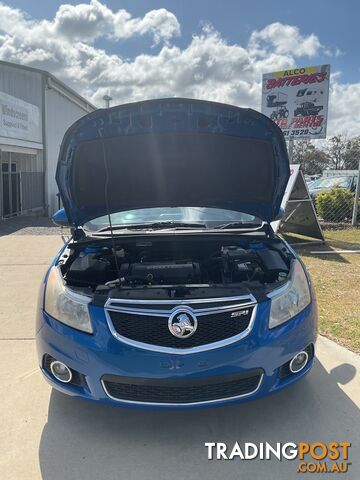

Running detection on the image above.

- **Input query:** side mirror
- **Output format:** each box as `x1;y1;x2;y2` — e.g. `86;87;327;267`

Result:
274;207;285;221
52;208;70;228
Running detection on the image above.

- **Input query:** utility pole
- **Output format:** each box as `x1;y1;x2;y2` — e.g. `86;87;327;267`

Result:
352;157;360;226
288;138;294;164
103;94;112;108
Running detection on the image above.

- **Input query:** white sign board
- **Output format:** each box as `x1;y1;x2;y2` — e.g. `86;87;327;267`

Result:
261;64;330;139
0;91;40;142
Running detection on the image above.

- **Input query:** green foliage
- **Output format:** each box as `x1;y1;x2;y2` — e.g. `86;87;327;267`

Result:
292;139;330;175
343;136;360;170
326;135;347;170
292;136;360;174
316;186;354;222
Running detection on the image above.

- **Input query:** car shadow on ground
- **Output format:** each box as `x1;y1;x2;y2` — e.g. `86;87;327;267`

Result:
38;359;360;480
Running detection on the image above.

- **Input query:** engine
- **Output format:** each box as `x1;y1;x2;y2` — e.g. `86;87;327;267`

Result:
63;239;290;289
118;261;201;285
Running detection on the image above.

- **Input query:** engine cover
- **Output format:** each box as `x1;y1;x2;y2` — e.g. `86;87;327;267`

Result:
120;261;201;285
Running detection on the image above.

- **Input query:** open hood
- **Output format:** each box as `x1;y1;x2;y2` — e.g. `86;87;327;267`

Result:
56;98;290;227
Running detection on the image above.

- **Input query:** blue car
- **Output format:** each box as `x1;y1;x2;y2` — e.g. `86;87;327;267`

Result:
36;98;317;409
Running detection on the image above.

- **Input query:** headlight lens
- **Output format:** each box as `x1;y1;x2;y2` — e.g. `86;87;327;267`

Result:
44;266;93;333
269;259;311;329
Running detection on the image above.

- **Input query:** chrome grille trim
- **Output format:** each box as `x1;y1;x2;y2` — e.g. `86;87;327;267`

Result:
106;302;256;317
105;294;257;354
106;294;256;307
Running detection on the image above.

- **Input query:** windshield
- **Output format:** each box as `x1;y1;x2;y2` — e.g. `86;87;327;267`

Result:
310;176;352;189
84;207;262;232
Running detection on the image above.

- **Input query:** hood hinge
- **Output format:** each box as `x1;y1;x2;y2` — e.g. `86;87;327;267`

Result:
263;222;275;238
73;227;86;241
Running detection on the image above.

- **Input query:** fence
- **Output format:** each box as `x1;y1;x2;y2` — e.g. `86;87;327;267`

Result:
313;175;360;229
21;172;44;213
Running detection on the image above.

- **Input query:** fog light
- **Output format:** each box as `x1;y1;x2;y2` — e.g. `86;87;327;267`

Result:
289;351;309;373
50;360;72;383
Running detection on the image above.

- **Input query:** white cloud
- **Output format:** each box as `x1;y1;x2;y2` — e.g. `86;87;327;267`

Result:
0;1;180;45
113;8;181;45
52;1;180;44
328;82;360;137
0;2;358;136
52;0;114;42
249;22;322;58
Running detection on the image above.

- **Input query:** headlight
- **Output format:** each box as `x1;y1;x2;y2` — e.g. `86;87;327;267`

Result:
44;266;93;333
269;259;311;329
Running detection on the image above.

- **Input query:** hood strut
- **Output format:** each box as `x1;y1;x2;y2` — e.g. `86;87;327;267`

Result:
101;139;122;285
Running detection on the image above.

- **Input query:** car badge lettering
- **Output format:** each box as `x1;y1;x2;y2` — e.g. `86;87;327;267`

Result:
231;310;249;318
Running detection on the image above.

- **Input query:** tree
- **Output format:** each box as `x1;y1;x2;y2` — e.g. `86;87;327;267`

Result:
343;136;360;170
290;135;360;175
325;135;348;170
292;139;330;175
292;139;312;164
302;149;330;175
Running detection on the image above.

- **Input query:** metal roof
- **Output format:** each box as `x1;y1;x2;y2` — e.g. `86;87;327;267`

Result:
0;59;96;111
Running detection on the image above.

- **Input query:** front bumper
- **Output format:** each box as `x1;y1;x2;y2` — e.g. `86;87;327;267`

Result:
36;299;317;409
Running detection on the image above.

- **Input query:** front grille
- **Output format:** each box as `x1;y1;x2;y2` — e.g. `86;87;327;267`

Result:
102;370;263;404
108;306;254;349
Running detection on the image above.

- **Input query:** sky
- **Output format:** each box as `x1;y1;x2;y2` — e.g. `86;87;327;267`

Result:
0;0;359;136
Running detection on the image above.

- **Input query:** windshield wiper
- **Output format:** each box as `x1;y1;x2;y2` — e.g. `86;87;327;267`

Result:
95;221;208;232
214;221;263;230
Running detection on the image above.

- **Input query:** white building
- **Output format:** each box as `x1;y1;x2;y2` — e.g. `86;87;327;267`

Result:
0;60;95;219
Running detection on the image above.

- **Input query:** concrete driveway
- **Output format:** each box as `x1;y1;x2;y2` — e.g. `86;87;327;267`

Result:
0;229;359;480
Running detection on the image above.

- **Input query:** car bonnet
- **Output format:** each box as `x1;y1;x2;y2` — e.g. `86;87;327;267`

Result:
56;98;290;228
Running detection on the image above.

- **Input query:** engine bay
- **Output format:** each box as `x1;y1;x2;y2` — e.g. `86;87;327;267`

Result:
59;236;293;295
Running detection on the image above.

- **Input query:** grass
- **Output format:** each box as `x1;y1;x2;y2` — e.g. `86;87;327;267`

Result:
286;228;360;353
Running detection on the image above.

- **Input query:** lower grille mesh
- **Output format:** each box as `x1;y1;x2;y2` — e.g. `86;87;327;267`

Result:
102;370;263;404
